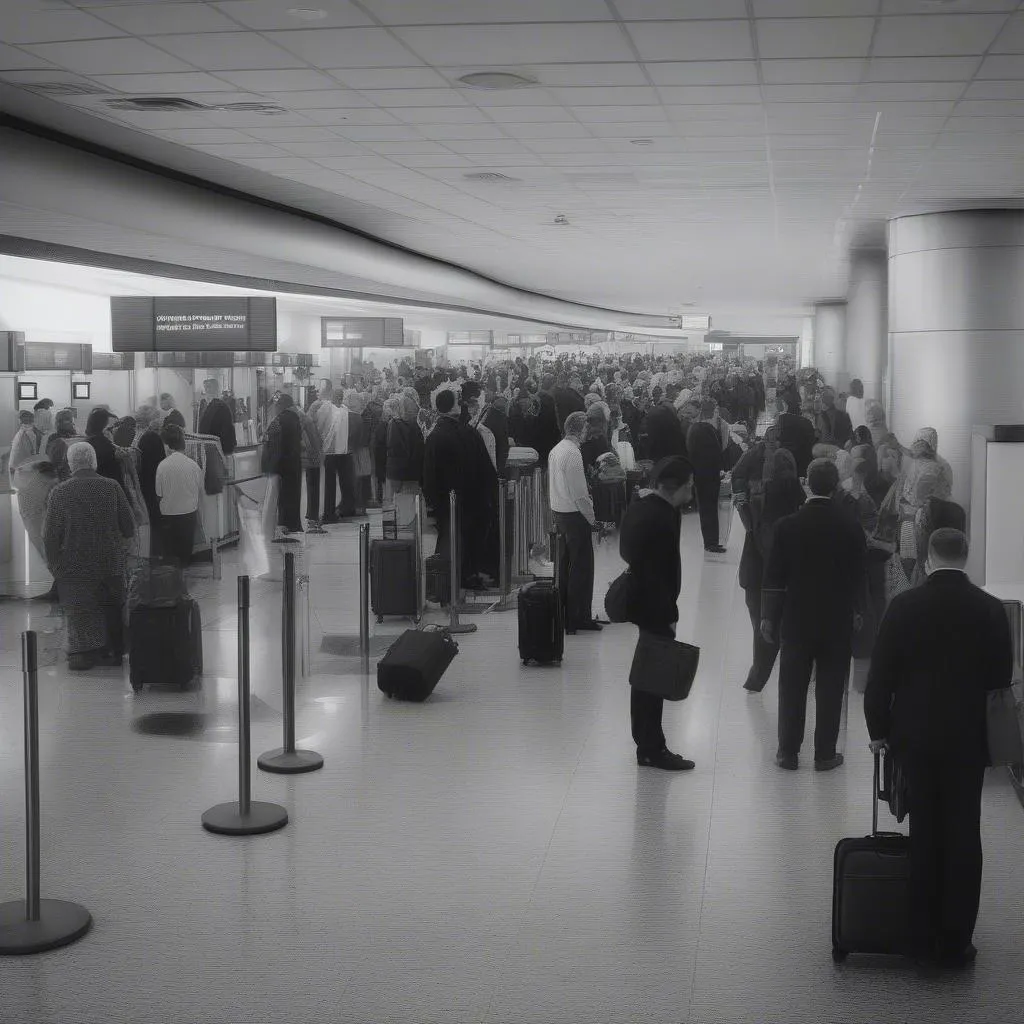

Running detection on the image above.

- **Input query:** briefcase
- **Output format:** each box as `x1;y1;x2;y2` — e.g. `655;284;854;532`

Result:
628;630;700;701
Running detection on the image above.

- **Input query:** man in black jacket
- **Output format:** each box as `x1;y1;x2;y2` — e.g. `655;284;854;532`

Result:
776;395;816;478
197;378;236;455
762;458;866;771
686;399;726;553
620;456;696;771
865;529;1013;968
262;395;303;534
814;387;853;448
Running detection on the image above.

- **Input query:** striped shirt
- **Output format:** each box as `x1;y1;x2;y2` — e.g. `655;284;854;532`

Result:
155;450;203;515
548;436;595;524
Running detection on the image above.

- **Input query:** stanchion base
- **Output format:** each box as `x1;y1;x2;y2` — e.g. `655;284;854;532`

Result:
0;899;92;955
201;800;288;836
257;748;324;774
446;622;478;634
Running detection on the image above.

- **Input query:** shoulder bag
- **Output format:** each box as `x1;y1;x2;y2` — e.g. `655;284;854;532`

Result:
604;569;636;623
628;630;700;702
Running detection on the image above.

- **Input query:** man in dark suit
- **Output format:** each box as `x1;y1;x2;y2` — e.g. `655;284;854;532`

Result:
864;528;1013;968
814;387;853;448
620;456;696;771
686;398;726;553
762;458;867;770
776;395;816;478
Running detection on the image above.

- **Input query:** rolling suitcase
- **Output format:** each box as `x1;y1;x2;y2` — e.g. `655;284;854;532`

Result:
717;475;734;547
519;530;565;666
129;598;203;692
377;625;459;702
831;748;912;962
370;538;419;622
593;479;627;527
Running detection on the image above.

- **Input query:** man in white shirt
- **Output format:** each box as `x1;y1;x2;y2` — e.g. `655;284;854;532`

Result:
845;378;867;432
548;410;600;633
154;423;203;567
9;410;40;475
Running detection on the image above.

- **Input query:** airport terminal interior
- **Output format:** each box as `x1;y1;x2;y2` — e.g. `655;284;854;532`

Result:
2;2;1024;1022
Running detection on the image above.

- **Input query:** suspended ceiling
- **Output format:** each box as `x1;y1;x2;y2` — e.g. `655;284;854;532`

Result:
1;0;1023;332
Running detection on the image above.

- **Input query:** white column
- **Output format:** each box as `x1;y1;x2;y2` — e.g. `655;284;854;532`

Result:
813;301;847;389
845;249;888;407
798;316;814;369
888;210;1024;511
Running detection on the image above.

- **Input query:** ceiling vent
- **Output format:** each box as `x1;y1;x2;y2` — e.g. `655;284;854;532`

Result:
463;171;520;183
104;97;209;112
457;71;538;90
216;102;288;114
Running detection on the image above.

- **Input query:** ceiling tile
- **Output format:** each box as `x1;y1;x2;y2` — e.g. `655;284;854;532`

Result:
391;154;476;167
992;13;1024;54
523;138;613;153
194;142;289;159
96;109;220;130
626;20;754;62
464;153;546;166
391;24;635;65
301;108;403;124
211;1;374;31
310;156;396;169
864;56;981;81
501;122;594;139
365;141;457;154
763;83;859;101
756;19;875;59
93;4;239;35
516;63;650;87
0;9;127;44
217;70;343;92
150;128;255;145
277;140;370;155
873;15;1006;58
242;126;343;142
882;0;1018;12
92;72;232;94
976;55;1024;79
22;38;195;75
550;86;659;105
856;81;964;101
760;59;865;84
203;109;314;126
616;0;747;17
459;88;561;106
0;43;54;70
587;122;680;138
395;106;493;123
664;120;766;136
266;28;422;68
752;0;877;13
483;106;576;122
329;67;449;89
667;104;765;121
359;0;613;22
332;125;426;141
955;98;1024;115
444;139;535;154
262;89;373;108
147;32;305;71
358;88;469;107
656;85;764;104
645;61;758;86
572;106;668;122
416;123;507;140
963;79;1024;100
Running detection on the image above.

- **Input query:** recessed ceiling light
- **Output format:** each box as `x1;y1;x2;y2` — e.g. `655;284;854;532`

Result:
630;138;655;146
287;8;328;20
457;71;538;90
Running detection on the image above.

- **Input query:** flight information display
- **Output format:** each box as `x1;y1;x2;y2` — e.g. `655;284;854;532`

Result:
111;296;277;352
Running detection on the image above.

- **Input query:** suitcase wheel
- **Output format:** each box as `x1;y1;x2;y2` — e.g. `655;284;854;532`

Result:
522;659;530;666
832;946;847;963
376;615;384;624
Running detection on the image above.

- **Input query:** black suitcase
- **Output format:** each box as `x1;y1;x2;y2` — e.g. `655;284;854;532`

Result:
377;625;459;702
593;479;627;526
129;598;203;692
425;554;451;606
370;538;419;621
518;581;564;666
831;748;912;962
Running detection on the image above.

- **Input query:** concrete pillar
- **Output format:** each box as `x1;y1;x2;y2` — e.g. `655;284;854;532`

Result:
798;316;814;369
845;249;888;407
888;210;1024;511
813;301;847;390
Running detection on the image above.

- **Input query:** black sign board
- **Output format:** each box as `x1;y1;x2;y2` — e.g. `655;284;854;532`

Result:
111;296;277;352
321;317;405;348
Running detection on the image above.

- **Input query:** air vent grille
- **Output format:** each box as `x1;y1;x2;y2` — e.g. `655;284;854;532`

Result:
104;97;209;112
217;102;288;114
463;172;519;183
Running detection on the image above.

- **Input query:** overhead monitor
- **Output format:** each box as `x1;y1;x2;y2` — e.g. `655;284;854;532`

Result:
111;296;278;352
322;317;405;347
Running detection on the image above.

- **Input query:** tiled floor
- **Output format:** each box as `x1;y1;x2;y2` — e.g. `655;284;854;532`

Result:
1;511;1022;1024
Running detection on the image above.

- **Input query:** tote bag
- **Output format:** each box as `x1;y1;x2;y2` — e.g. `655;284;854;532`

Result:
628;631;700;702
986;686;1024;767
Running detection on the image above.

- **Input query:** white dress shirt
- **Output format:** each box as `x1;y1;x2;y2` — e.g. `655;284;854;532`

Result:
548;436;596;525
155;450;203;516
846;395;866;431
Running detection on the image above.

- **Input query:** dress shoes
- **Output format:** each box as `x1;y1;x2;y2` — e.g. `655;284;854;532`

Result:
775;752;799;770
704;545;727;554
638;749;695;771
814;754;844;772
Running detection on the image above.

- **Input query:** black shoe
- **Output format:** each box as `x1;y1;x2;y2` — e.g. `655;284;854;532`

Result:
571;620;603;632
934;943;977;969
95;651;123;667
775;752;799;770
32;587;60;602
814;754;844;772
743;675;765;692
704;545;727;554
638;749;695;771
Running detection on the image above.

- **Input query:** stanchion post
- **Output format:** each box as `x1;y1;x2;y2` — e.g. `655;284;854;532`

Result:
447;489;477;635
0;632;92;955
358;522;371;664
413;492;425;618
202;577;288;835
498;478;511;608
259;553;324;774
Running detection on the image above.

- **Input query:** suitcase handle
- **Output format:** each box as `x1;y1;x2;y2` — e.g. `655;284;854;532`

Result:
872;746;890;837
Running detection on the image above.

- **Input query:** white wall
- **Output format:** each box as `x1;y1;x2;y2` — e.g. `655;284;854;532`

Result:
0;277;112;351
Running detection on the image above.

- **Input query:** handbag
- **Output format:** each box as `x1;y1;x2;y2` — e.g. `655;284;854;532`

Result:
604;569;636;623
628;630;700;702
986;685;1024;767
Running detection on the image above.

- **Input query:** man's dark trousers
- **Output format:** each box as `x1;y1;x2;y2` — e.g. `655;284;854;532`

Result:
160;511;196;568
743;585;779;690
777;638;849;760
694;472;720;548
304;467;320;521
631;624;674;757
277;470;303;532
553;510;594;628
322;454;343;520
903;751;986;958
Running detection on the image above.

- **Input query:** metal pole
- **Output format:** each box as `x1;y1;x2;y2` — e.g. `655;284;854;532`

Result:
358;522;371;661
23;632;40;922
202;577;289;834
258;554;324;774
498;478;511;608
413;491;425;619
447;489;476;635
0;632;92;955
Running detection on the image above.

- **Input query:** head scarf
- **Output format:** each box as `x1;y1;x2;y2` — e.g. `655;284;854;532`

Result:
911;426;938;458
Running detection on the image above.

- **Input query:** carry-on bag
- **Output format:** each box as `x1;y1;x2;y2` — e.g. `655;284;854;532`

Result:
593;479;627;527
628;630;700;701
370;537;419;621
425;553;451;606
717;475;734;547
518;580;564;666
129;598;203;692
377;625;459;702
126;557;187;616
831;748;912;961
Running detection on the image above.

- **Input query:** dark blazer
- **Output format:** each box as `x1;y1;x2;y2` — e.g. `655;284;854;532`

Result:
685;420;723;477
865;570;1012;760
198;397;236;455
385;419;423;482
553;387;585;431
777;412;816;477
423;417;464;512
619;492;682;632
815;407;854;448
645;404;687;464
762;497;866;648
739;475;805;591
481;406;509;475
163;408;186;430
136;429;165;523
86;433;124;490
262;408;301;478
